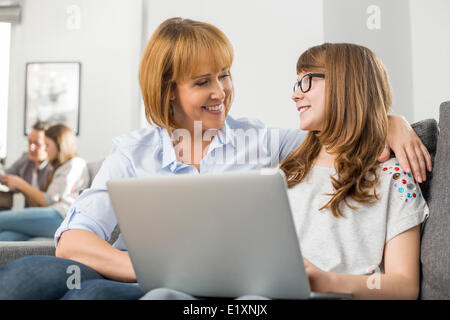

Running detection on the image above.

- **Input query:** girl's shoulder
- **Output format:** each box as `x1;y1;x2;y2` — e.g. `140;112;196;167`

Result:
378;157;425;202
379;158;415;182
378;158;429;243
67;156;87;165
56;157;87;174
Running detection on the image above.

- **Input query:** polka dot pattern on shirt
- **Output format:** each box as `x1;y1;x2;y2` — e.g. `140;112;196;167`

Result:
382;162;422;203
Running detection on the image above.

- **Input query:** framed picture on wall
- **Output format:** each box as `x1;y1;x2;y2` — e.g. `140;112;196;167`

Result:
24;62;81;136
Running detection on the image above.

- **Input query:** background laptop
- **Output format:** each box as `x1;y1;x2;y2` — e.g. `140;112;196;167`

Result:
107;168;351;300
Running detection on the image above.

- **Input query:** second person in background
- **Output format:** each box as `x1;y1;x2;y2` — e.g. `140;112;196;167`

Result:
0;124;89;241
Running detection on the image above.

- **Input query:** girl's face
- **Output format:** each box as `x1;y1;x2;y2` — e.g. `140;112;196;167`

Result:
292;72;326;131
171;61;232;134
44;137;58;162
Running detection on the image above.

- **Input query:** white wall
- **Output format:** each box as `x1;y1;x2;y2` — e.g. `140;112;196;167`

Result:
0;22;11;159
5;0;448;169
323;0;415;122
410;0;450;122
323;0;449;123
143;0;324;129
5;0;143;166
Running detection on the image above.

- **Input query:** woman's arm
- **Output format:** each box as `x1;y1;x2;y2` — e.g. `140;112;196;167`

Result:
379;115;432;183
304;225;421;300
55;229;136;283
54;154;134;282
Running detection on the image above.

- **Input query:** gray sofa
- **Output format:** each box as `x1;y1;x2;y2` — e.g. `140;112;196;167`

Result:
0;102;449;299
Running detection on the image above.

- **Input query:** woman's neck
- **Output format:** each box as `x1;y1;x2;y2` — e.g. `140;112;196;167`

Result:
172;131;215;171
313;145;336;168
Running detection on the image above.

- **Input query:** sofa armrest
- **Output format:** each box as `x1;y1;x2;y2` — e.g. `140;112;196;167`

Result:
0;225;120;267
0;241;55;266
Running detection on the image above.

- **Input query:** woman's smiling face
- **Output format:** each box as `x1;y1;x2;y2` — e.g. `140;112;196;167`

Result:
171;59;232;134
292;72;326;131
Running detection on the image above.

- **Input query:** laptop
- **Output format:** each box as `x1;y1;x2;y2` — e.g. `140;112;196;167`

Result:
107;168;352;300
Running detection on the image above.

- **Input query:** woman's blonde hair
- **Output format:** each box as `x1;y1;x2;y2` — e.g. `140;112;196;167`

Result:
281;43;392;218
44;124;78;191
139;17;234;131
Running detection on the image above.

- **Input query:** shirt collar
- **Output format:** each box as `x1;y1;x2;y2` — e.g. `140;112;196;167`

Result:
159;119;236;170
37;160;49;171
160;128;177;169
215;119;235;148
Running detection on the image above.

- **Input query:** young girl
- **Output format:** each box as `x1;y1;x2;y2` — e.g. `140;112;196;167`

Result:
0;124;89;241
281;43;428;299
0;19;429;300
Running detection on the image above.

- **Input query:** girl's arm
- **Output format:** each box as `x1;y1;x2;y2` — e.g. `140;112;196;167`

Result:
55;229;136;283
304;225;421;300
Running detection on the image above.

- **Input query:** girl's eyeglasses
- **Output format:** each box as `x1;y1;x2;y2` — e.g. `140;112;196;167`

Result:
293;73;325;93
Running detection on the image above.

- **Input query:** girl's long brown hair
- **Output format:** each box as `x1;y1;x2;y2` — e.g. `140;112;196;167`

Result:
281;43;392;218
44;124;78;191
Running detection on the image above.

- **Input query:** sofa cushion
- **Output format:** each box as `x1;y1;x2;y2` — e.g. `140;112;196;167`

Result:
411;119;439;203
87;160;103;186
420;101;450;299
0;241;55;266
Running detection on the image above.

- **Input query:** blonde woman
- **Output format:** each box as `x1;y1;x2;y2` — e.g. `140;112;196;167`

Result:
0;124;89;241
0;19;430;300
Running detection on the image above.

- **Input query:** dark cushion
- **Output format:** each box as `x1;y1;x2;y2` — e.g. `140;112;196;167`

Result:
109;224;121;244
411;119;439;203
420;101;450;299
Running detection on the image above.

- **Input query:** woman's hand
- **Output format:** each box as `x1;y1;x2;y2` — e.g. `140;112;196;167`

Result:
378;114;432;183
303;257;335;293
0;174;26;192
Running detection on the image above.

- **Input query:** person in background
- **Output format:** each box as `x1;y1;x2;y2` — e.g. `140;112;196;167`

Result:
0;121;53;209
0;124;89;241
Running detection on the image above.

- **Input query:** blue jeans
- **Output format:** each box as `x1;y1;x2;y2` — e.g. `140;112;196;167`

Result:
0;207;64;240
0;256;145;299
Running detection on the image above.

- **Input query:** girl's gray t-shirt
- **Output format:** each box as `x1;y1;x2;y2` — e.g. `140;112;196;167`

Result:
288;157;429;275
